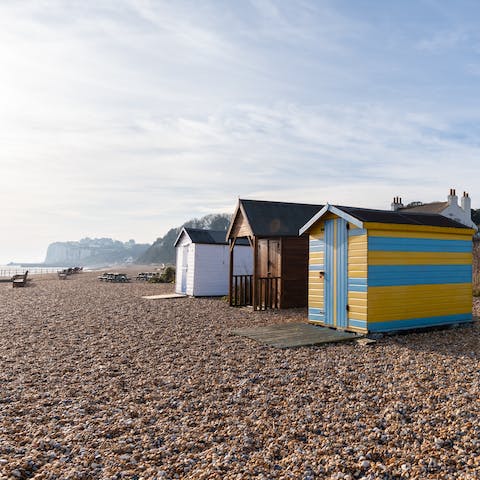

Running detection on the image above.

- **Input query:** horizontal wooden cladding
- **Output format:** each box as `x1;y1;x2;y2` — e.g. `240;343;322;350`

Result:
368;264;472;286
348;233;367;280
364;222;474;236
229;209;252;239
348;265;367;277
369;236;472;253
367;313;472;332
309;225;324;237
369;251;472;265
309;254;324;264
347;319;368;333
368;283;472;322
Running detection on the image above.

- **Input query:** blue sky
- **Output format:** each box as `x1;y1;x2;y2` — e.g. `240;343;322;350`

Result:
1;0;480;263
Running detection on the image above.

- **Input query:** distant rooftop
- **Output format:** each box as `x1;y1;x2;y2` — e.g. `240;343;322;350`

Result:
399;201;449;214
178;228;249;246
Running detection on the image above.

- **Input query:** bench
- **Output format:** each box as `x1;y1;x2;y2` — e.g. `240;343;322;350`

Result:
12;271;28;288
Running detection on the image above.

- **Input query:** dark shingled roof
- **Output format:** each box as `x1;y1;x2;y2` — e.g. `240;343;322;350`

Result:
241;199;323;236
183;228;249;245
337;206;469;228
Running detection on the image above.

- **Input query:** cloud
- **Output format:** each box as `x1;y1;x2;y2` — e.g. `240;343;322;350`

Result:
1;1;480;263
416;29;469;52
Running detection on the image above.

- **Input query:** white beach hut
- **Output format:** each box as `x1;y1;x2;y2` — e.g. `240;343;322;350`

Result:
174;228;253;296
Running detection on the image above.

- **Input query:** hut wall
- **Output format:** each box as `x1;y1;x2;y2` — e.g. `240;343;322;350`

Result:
193;244;253;297
307;222;368;331
366;223;473;332
308;224;325;322
281;236;309;308
229;210;252;239
347;226;368;332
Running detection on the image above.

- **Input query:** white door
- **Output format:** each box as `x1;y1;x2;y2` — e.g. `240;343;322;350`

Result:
181;245;189;293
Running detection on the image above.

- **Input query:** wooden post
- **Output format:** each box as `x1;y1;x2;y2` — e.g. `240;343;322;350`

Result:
229;237;235;306
252;236;258;311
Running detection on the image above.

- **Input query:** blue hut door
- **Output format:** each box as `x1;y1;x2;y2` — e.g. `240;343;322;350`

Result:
324;218;348;328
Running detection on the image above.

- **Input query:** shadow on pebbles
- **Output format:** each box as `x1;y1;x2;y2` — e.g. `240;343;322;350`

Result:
0;273;479;479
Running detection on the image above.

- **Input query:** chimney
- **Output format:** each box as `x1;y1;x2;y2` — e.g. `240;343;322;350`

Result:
461;191;471;213
447;188;458;206
391;196;404;211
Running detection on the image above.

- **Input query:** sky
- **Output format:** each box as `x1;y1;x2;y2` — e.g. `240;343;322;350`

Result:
1;0;480;263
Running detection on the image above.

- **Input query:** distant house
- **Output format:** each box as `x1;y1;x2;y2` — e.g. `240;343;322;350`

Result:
300;204;475;333
227;199;322;310
174;228;252;297
391;188;477;230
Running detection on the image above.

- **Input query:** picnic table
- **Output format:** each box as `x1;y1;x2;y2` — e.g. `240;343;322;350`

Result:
98;272;131;283
135;272;159;281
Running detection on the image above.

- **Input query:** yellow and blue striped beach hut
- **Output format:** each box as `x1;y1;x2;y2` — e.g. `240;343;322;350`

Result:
300;204;475;333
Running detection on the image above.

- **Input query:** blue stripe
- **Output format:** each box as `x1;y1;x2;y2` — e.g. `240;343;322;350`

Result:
348;228;367;237
348;277;367;286
309;307;325;322
309;264;325;271
309;246;325;253
348;318;367;329
348;277;368;292
337;218;348;328
369;236;471;253
348;284;367;292
369;265;472;286
310;239;325;247
368;313;473;332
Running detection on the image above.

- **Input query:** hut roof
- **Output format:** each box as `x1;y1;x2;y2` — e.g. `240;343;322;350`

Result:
300;204;471;234
229;199;323;238
175;228;249;247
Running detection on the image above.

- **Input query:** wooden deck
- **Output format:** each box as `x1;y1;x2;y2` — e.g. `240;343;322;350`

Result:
232;322;361;348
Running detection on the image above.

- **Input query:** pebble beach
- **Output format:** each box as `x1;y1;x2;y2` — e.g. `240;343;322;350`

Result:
0;271;479;479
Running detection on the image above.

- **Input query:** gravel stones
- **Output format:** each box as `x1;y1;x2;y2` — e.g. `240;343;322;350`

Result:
0;272;479;479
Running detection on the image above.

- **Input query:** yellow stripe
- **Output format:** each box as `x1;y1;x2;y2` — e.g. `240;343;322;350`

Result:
365;223;474;237
369;251;472;265
348;236;367;245
309;225;324;236
368;283;472;322
348;265;367;276
348;293;367;303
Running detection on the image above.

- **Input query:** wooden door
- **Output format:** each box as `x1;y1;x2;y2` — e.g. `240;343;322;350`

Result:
255;238;281;309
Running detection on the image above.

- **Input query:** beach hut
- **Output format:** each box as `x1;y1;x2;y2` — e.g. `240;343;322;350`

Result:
174;228;252;297
300;204;475;333
227;199;322;310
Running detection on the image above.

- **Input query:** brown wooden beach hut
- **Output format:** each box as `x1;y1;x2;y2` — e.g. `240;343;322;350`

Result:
227;199;322;310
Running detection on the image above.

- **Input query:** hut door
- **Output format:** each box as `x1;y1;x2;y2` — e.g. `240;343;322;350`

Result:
181;245;189;293
256;239;281;309
324;218;348;328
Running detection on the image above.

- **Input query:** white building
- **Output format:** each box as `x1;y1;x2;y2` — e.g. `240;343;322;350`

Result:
174;228;253;296
391;189;477;230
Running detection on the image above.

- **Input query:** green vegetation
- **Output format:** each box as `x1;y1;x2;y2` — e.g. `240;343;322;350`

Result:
136;213;231;264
